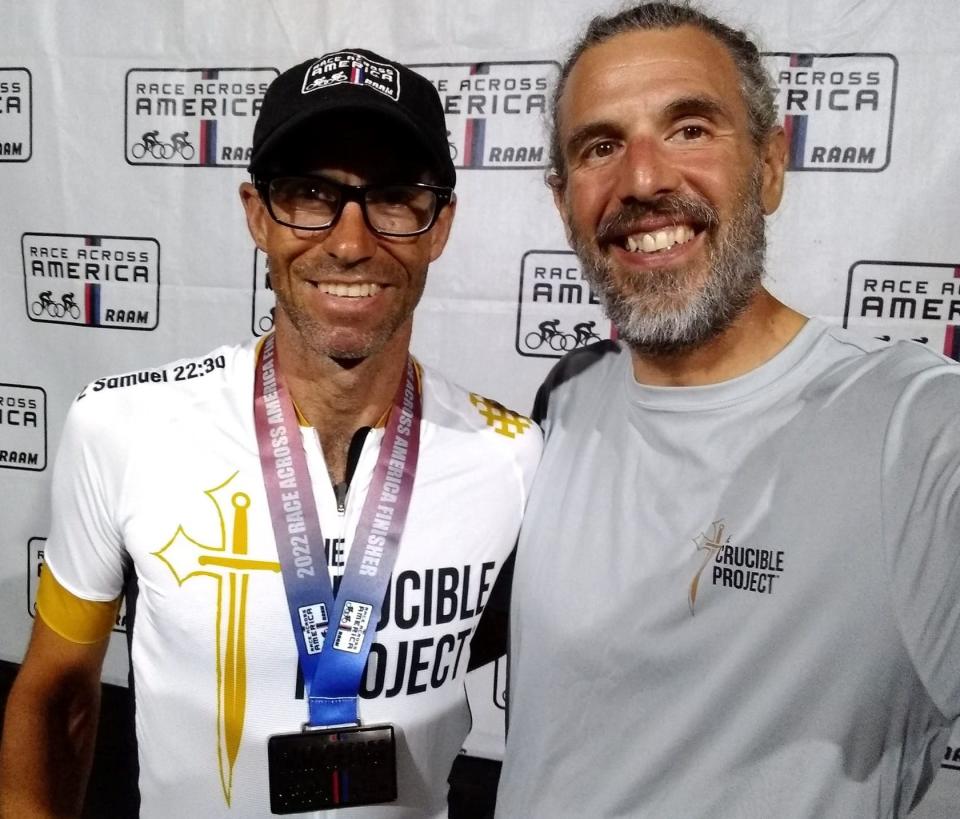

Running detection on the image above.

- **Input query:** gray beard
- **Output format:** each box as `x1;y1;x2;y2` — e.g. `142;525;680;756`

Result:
569;165;767;356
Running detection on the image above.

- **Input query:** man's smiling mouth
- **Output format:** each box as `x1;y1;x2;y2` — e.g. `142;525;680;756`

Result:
622;224;696;254
311;282;383;298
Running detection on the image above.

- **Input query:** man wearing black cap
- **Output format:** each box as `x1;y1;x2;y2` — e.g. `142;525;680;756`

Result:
0;50;540;818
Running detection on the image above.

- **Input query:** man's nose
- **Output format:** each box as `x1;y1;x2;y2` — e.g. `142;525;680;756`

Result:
614;136;682;202
319;200;378;265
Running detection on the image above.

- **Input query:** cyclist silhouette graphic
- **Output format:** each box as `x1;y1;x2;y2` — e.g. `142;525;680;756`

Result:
31;290;78;319
132;130;165;159
524;319;575;352
572;320;600;346
60;292;80;318
170;131;196;160
132;130;194;160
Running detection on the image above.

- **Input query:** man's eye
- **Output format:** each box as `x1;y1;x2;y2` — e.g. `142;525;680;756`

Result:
301;184;335;202
676;125;706;141
586;140;617;159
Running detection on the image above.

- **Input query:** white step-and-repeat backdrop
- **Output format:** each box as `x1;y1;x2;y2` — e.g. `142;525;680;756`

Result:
2;1;957;814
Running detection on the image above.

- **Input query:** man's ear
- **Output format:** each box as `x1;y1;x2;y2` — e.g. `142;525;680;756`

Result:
239;181;270;252
760;127;787;215
427;194;457;262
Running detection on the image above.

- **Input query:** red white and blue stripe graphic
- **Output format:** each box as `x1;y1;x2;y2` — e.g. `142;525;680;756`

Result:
350;63;365;85
463;63;489;168
199;119;217;166
197;69;219;166
83;236;102;326
942;267;960;361
84;283;102;326
782;54;812;170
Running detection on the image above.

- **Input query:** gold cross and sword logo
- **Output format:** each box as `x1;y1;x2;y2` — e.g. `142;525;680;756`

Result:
153;472;280;806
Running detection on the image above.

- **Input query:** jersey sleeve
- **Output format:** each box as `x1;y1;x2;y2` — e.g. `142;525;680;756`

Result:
36;565;120;643
44;392;131;603
882;363;960;719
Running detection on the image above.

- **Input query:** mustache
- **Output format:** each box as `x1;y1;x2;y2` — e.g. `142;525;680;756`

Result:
596;194;720;246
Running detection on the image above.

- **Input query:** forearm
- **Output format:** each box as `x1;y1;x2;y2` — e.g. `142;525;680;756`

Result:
0;669;101;818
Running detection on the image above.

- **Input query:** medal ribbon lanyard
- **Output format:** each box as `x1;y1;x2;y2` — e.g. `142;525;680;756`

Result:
254;334;421;727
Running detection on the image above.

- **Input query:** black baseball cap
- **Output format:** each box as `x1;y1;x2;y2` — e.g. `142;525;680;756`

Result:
249;49;455;187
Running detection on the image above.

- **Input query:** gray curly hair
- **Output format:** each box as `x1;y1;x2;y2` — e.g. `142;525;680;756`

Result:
549;2;778;181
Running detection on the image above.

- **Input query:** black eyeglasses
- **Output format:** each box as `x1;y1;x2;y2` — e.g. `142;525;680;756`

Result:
256;175;454;237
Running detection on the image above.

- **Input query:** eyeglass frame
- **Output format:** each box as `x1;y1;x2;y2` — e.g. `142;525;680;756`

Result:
253;174;455;238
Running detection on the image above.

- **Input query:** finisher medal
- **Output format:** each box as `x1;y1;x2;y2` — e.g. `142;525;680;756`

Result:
255;334;421;814
268;724;397;813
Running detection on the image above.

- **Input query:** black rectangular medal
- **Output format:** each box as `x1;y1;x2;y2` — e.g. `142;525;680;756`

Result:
268;724;398;814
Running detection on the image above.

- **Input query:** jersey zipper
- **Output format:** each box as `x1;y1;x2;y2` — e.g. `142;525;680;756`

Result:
334;426;372;514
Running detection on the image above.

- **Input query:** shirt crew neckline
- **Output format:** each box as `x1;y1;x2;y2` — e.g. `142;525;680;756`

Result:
622;317;828;412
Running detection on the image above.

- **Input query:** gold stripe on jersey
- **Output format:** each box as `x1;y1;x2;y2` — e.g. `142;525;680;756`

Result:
36;565;120;644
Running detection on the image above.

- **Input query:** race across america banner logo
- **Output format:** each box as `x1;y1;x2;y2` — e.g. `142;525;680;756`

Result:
0;384;45;471
764;52;897;171
125;68;276;167
412;61;558;170
22;233;160;330
843;261;960;359
0;68;31;161
515;250;612;359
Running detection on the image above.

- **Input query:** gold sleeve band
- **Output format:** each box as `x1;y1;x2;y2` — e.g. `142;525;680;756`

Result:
36;565;121;644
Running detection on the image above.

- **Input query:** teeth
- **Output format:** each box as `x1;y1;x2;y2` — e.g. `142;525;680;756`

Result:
624;225;695;254
316;282;382;297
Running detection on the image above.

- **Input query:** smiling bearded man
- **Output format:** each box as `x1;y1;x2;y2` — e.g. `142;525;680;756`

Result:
566;161;766;354
495;4;960;819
